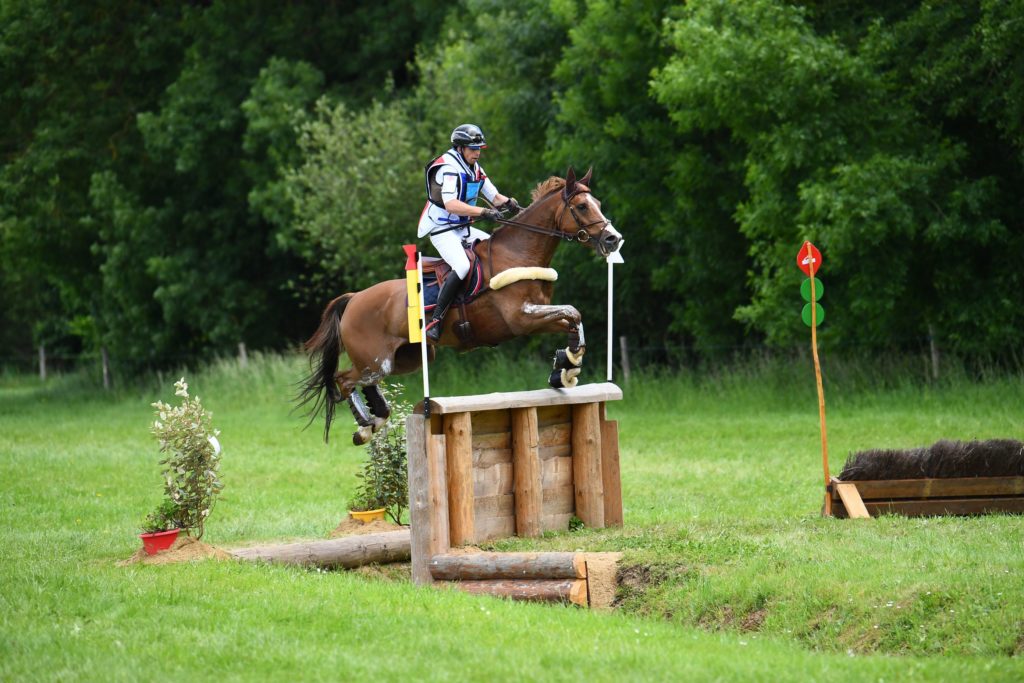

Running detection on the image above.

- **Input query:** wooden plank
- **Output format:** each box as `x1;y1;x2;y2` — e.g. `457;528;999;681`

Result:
600;417;623;527
445;412;475;546
427;433;450;559
866;497;1024;517
538;422;571;447
231;530;411;569
430;552;586;580
542;484;576;515
428;383;622;415
474;515;516;541
835;482;870;519
471;409;510;435
477;432;516;454
571;402;605;528
831;476;1024;500
445;578;588;606
473;462;514;498
537;404;572;428
406;415;433;584
512;406;543;538
541;455;573;489
542;512;574;532
474;493;515;519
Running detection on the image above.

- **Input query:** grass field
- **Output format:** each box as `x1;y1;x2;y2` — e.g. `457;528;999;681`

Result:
2;352;1022;681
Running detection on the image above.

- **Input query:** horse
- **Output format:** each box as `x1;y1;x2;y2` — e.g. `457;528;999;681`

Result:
298;167;622;445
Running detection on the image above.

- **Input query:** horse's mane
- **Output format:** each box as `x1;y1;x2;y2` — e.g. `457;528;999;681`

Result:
531;177;566;202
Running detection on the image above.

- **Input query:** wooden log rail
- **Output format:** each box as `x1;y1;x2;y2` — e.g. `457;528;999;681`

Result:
407;383;625;607
230;530;411;568
828;476;1024;518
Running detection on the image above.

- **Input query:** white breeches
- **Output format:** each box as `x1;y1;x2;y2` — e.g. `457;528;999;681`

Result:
429;226;489;279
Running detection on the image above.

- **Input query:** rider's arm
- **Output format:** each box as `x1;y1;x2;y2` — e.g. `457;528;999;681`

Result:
440;173;489;217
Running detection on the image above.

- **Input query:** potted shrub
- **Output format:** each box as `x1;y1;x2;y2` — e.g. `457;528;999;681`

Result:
139;377;224;552
347;386;409;524
139;499;181;555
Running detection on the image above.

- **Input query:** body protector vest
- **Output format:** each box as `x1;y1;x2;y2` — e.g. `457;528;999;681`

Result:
419;149;498;237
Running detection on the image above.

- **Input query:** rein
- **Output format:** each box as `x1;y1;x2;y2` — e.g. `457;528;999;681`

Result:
481;190;609;244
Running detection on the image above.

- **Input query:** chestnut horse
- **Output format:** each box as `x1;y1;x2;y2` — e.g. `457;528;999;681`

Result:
299;167;622;444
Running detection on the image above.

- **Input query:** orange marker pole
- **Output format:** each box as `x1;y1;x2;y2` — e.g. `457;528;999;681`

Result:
806;244;831;515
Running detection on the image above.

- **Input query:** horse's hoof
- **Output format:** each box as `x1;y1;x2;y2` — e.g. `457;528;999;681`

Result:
549;367;580;389
371;416;388;433
352;425;373;446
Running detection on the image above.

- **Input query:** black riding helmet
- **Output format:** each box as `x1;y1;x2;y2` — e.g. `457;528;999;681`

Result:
451;123;487;149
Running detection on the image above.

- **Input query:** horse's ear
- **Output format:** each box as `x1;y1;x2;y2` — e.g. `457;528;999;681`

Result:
564;166;577;199
579;166;592;188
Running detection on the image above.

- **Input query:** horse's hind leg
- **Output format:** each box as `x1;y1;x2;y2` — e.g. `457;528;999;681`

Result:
333;367;377;446
362;385;391;434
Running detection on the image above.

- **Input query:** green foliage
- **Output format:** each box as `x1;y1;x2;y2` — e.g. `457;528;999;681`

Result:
150;378;223;539
140;499;180;535
283;98;428;291
3;0;1024;371
349;386;412;523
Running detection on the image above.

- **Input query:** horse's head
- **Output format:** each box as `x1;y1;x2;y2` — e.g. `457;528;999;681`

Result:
556;167;623;257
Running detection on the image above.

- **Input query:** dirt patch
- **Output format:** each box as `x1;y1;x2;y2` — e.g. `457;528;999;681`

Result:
741;608;767;632
584;552;622;610
329;517;405;537
118;535;232;566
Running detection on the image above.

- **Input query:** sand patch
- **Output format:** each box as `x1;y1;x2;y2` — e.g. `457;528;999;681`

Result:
118;535;232;566
329;517;405;537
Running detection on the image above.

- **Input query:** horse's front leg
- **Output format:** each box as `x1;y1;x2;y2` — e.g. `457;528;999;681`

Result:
516;303;586;388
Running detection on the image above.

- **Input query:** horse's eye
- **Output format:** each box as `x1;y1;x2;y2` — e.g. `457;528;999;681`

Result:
576;203;588;212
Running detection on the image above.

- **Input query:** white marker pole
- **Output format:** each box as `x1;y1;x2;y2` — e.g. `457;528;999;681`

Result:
606;245;624;382
417;252;431;415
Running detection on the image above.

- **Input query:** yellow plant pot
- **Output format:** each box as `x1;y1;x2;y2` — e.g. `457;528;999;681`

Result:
349;508;386;524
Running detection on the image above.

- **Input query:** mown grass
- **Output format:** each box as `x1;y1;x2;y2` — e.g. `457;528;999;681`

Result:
1;351;1022;681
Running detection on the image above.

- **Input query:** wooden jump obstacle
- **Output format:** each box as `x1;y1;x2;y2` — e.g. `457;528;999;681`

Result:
406;382;624;608
829;476;1024;519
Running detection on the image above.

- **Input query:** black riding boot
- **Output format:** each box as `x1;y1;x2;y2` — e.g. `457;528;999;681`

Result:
426;273;464;342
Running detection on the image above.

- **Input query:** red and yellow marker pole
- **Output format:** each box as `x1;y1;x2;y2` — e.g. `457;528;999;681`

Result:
797;241;830;514
404;244;430;418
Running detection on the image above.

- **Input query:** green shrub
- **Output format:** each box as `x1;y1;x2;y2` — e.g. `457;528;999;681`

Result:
149;378;224;539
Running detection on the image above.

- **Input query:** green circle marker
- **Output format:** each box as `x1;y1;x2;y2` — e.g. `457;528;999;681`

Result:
802;303;825;327
800;277;824;303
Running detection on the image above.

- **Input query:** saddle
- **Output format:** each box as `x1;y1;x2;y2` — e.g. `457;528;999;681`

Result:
418;243;488;345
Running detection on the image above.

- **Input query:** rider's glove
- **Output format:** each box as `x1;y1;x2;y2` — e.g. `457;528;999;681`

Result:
499;198;522;216
480;208;503;221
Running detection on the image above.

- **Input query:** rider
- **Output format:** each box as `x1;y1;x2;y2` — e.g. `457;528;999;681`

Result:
418;123;521;342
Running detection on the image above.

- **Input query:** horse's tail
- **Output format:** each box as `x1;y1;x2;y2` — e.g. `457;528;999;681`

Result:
296;293;353;442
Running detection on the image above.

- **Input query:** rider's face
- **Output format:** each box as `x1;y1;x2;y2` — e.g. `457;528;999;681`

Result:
460;146;482;165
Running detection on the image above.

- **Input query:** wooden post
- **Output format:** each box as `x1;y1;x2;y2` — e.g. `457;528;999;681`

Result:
238;341;248;368
511;406;543;537
619;336;631;383
600;413;623;527
101;346;111;390
38;344;46;382
444;411;474;545
407;415;433;584
427;433;450;558
571;402;604;528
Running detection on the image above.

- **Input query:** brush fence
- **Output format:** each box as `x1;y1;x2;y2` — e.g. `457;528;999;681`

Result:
406;382;623;604
829;476;1024;518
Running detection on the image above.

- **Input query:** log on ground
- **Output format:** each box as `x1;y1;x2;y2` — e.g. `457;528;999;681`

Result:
230;530;411;569
446;578;588;606
430;552;586;581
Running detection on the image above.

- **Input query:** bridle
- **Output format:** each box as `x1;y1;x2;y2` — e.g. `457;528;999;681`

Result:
478;188;610;245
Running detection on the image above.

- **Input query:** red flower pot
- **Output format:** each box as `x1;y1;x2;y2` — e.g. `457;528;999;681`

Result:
139;528;180;555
